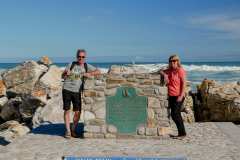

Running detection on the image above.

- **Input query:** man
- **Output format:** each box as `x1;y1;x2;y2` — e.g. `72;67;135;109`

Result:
62;49;100;138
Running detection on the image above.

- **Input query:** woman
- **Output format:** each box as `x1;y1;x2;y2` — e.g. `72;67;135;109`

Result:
160;55;187;139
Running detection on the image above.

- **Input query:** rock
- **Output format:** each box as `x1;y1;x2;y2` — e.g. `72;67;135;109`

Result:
148;97;161;108
32;92;63;128
82;104;91;111
18;97;42;122
147;108;155;119
106;84;121;89
158;87;168;95
85;119;105;126
83;132;104;138
104;88;117;96
157;127;171;136
94;97;106;102
0;97;22;121
0;124;30;143
145;127;158;136
104;133;116;138
106;77;126;84
94;86;105;91
0;80;6;96
182;94;195;123
95;80;106;86
83;111;95;121
136;74;150;79
84;90;97;97
0;96;8;108
196;80;240;121
2;61;48;95
137;126;145;135
222;87;238;95
38;65;62;92
96;92;105;97
83;97;94;104
107;125;117;133
84;125;101;133
234;86;240;94
100;125;107;134
10;124;30;136
0;120;19;131
84;80;95;90
94;107;106;119
233;97;240;104
139;79;152;85
91;101;105;112
38;56;52;66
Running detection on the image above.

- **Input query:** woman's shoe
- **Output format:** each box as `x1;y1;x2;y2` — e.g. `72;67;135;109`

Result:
176;135;186;140
169;134;186;140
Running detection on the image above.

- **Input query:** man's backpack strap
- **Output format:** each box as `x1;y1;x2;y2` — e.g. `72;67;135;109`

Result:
80;63;88;92
84;62;88;72
70;61;79;71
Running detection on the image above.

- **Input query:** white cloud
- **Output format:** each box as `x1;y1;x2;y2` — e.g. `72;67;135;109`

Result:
188;14;240;39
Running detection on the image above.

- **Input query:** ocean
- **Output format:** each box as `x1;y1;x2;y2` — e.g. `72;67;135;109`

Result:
0;61;240;90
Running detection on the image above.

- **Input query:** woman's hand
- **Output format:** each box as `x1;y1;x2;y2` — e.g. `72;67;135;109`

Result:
177;95;184;102
163;74;169;84
160;70;169;84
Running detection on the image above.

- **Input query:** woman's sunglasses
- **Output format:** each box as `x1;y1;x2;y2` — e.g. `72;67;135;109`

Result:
169;59;178;63
78;56;85;59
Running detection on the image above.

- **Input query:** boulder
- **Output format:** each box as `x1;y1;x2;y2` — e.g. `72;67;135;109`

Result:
10;124;30;136
37;56;52;66
18;96;44;122
2;61;48;95
195;80;240;121
38;65;62;92
32;92;63;128
0;96;8;108
0;80;6;96
0;120;19;131
31;65;62;102
0;97;22;121
0;123;30;143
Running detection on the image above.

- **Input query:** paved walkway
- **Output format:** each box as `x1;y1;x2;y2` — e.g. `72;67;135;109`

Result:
0;122;240;160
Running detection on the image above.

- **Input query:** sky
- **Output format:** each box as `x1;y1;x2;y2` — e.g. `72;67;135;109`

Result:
0;0;240;62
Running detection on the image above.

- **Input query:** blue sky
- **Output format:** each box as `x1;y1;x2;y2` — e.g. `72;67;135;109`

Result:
0;0;240;62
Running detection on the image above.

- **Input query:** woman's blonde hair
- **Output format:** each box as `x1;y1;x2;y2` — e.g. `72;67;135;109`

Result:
168;54;182;69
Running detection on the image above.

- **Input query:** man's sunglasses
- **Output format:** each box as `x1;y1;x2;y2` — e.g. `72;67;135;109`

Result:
78;56;85;59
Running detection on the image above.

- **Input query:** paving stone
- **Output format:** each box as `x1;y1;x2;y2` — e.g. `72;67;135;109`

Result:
1;122;240;160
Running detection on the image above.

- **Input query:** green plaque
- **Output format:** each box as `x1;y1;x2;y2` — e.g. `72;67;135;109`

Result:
106;87;147;134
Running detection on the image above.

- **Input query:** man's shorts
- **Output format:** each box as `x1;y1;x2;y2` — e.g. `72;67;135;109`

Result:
62;89;81;111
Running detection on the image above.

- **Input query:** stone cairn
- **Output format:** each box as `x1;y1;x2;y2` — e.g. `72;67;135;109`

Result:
82;65;194;138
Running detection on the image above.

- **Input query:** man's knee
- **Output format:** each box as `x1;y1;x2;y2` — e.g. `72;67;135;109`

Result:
64;110;71;115
74;111;81;116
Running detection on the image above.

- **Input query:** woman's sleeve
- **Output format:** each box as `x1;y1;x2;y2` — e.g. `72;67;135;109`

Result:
178;68;186;78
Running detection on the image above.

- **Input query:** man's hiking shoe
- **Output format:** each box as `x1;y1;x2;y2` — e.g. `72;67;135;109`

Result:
71;130;78;138
64;131;71;139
